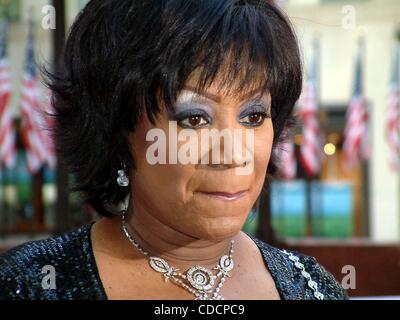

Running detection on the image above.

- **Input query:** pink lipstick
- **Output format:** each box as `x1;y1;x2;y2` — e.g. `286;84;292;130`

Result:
196;190;248;201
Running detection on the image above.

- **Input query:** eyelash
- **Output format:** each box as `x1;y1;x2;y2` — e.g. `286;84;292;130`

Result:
172;110;212;129
179;115;209;128
238;111;269;127
238;104;270;127
172;106;270;129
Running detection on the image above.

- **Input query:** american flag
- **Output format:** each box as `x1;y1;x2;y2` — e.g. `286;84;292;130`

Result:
20;19;56;174
386;42;400;171
0;19;17;170
343;39;370;171
298;38;325;177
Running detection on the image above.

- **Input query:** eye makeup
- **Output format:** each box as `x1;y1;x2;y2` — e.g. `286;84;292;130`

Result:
237;103;270;119
237;99;271;127
170;90;271;129
169;90;215;128
169;108;213;128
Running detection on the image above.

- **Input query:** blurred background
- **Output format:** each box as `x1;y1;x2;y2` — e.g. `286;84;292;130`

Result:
0;0;399;299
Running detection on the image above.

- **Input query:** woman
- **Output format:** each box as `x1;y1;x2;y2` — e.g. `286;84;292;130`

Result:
0;0;347;300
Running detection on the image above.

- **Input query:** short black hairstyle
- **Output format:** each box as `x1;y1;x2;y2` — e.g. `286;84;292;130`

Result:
43;0;302;217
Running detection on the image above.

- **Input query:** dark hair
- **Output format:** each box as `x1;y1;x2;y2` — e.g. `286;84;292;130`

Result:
43;0;302;217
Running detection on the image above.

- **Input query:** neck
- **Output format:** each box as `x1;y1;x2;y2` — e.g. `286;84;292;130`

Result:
122;197;238;271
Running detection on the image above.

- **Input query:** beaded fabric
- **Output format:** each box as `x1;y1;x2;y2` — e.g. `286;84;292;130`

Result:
0;222;348;300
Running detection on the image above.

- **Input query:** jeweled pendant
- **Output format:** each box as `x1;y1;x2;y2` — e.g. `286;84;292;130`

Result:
149;257;170;273
219;255;234;272
149;257;179;282
187;266;215;291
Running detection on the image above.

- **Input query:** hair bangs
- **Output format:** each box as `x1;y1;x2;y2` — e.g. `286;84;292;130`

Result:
152;0;299;135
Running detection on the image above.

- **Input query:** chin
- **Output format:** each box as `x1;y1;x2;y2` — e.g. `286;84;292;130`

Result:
189;216;245;241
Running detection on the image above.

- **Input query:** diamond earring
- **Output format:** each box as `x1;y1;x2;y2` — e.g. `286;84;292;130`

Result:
117;168;129;187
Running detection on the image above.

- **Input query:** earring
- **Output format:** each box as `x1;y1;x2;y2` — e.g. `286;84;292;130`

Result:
117;168;129;187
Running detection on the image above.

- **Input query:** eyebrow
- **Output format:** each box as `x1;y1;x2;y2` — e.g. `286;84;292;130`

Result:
182;85;266;103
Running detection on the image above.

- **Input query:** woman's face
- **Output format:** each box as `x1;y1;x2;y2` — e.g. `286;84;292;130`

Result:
129;75;274;241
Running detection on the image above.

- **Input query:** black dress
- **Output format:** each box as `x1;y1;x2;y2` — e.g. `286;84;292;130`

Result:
0;222;348;300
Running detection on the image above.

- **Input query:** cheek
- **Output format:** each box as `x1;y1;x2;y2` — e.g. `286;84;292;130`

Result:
133;163;195;212
129;118;196;203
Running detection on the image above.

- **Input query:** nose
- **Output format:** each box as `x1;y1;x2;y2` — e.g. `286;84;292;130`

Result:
199;126;253;170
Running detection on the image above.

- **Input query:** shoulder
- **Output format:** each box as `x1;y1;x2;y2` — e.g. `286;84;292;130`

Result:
0;222;103;300
249;236;349;300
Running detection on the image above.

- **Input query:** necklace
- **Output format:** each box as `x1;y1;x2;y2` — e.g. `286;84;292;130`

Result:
121;210;235;300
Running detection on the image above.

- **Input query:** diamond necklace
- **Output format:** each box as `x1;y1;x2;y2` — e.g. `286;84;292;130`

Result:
121;210;235;300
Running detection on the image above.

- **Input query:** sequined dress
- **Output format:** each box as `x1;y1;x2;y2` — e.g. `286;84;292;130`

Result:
0;222;348;300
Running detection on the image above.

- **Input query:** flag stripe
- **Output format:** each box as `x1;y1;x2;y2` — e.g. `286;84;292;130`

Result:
20;19;56;173
386;43;400;171
0;19;17;169
343;40;370;171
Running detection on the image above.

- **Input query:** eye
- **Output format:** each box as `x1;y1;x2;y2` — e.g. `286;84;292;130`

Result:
239;112;267;127
178;115;210;128
171;107;212;129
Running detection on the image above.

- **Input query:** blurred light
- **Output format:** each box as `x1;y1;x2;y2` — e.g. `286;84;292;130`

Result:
324;143;336;156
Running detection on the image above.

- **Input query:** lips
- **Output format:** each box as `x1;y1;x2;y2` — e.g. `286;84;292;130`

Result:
195;190;249;201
